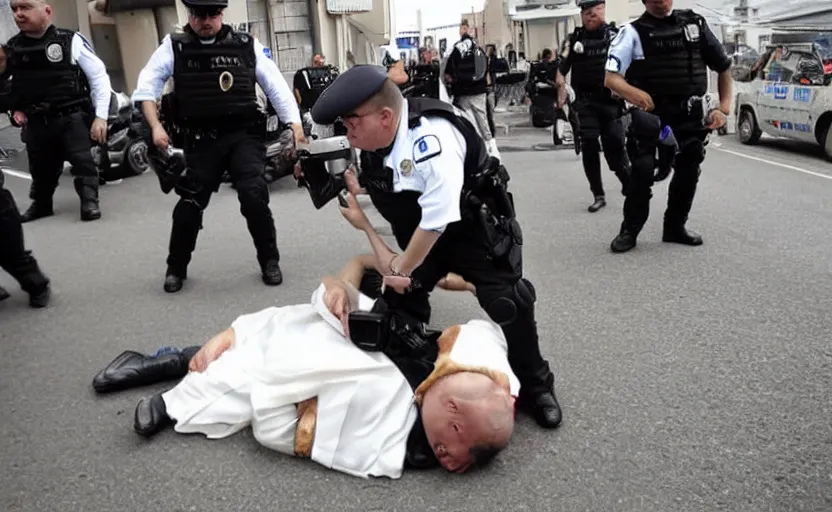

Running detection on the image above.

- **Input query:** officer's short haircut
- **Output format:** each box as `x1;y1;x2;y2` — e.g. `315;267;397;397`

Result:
365;78;404;112
460;19;469;28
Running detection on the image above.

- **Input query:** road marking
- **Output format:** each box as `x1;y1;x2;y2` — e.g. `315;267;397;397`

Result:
1;167;31;180
712;147;832;181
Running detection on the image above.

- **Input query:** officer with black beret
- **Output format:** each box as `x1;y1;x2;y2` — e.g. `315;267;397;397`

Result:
310;65;563;429
0;169;51;308
5;0;112;223
604;0;731;253
132;0;304;293
557;0;629;213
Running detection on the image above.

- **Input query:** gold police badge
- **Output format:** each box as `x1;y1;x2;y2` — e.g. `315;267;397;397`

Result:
219;71;234;92
400;159;413;177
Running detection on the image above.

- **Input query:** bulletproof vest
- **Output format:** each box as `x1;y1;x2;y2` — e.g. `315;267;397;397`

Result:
569;24;617;99
295;65;339;111
6;25;90;112
171;25;259;128
450;36;488;84
627;10;709;105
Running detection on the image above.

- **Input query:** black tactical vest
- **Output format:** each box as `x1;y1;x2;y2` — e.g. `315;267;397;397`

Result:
569;24;617;101
295;65;339;111
626;10;708;106
6;25;90;112
359;97;489;241
171;25;259;128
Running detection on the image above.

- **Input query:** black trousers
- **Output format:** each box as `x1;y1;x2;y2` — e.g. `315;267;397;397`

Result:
0;175;49;294
24;110;98;202
623;110;709;235
574;98;629;198
368;190;555;397
166;129;278;275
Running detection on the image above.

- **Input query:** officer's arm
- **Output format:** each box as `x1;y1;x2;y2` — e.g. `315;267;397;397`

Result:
395;125;465;276
603;24;646;103
71;33;111;121
253;39;302;125
131;36;174;104
700;19;733;114
556;38;573;86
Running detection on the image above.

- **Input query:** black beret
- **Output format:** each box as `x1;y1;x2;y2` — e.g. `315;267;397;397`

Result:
311;65;388;125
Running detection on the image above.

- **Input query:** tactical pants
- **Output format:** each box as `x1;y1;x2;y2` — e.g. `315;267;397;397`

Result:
24;110;99;203
574;99;629;198
0;175;49;296
367;191;555;398
166;129;279;276
623;111;708;235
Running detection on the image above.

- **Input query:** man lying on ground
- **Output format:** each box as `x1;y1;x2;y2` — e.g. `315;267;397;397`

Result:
92;255;516;479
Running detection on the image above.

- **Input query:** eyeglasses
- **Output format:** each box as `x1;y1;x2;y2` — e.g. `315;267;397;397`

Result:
189;7;223;18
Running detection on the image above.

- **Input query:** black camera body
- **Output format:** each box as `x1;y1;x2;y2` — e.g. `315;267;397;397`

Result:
348;309;433;359
296;136;356;209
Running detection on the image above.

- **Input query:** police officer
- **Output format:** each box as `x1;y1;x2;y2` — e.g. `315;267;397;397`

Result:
557;0;629;213
5;0;112;223
0;170;50;308
132;0;303;293
310;65;563;429
605;0;731;252
444;21;498;158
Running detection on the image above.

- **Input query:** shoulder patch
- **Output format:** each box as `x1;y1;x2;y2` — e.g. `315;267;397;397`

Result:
263;47;272;59
413;135;442;164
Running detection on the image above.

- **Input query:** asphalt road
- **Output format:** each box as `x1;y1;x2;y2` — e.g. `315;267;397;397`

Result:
1;129;830;512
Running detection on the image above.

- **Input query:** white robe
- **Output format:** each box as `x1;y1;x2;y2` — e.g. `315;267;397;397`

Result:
162;283;520;479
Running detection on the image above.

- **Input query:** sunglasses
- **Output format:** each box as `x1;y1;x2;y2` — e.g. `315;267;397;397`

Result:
189;7;223;18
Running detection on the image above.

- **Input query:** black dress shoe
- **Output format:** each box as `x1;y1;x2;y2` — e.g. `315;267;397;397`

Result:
164;274;185;293
588;196;606;213
662;226;703;246
134;394;173;437
28;283;50;308
92;348;193;393
261;259;283;286
0;286;9;301
519;391;563;429
611;230;637;253
20;202;54;223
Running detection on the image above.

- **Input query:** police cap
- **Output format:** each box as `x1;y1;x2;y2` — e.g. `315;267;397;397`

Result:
577;0;604;8
181;0;228;9
311;65;388;125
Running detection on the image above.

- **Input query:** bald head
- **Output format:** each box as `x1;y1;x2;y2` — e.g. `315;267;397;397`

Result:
421;371;515;473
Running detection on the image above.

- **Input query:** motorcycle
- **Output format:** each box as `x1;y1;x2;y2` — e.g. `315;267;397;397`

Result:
92;90;150;183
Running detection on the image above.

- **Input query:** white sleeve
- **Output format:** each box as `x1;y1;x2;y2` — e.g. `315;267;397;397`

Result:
605;24;644;76
131;36;174;103
414;119;466;232
253;38;302;125
71;33;112;120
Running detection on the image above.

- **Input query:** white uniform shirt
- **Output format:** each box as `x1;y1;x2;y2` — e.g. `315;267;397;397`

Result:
604;24;645;77
131;33;301;126
162;281;519;479
69;33;112;120
384;100;468;233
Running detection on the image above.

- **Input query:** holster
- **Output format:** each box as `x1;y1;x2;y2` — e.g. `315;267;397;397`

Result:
463;158;523;260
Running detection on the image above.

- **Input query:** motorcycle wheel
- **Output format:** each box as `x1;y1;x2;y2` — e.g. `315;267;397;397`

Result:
124;140;150;176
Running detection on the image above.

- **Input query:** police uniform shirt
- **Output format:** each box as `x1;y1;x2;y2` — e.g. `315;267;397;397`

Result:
385;100;467;233
604;15;731;77
67;33;112;120
131;34;302;126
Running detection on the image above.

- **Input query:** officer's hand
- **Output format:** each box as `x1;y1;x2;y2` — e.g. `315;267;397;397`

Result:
338;191;371;230
293;161;303;181
344;167;367;195
291;122;307;145
90;118;107;144
707;110;727;130
12;111;26;126
630;89;655;112
556;86;567;109
152;125;170;150
382;275;412;295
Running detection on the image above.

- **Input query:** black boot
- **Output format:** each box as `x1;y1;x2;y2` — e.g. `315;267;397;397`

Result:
164;272;186;293
261;259;283;286
0;285;9;301
20;200;54;223
662;224;703;246
588;195;606;213
518;389;563;429
92;345;200;393
611;229;637;253
74;178;101;221
134;393;174;437
8;251;51;307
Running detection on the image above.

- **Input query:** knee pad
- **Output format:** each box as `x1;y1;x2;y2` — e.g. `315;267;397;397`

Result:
485;279;536;326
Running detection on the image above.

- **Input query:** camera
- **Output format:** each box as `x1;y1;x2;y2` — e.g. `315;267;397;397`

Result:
347;309;432;358
296;136;356;209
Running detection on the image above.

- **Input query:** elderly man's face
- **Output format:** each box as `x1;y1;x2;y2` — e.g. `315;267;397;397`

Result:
10;0;51;34
421;394;478;472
